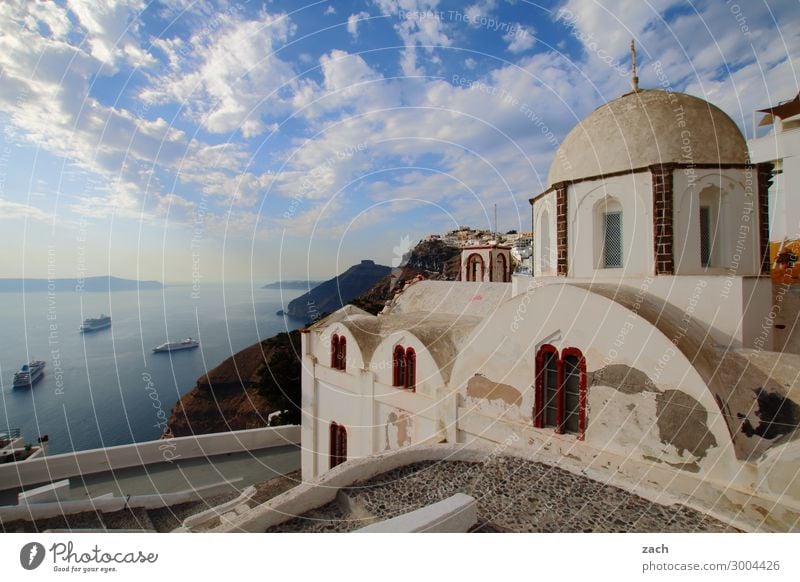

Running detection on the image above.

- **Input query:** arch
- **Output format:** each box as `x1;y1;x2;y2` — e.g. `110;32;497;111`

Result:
698;184;723;268
330;334;339;368
534;344;559;429
539;208;551;273
465;253;485;282
405;347;416;391
595;197;623;269
393;345;406;386
497;253;508;282
534;345;587;438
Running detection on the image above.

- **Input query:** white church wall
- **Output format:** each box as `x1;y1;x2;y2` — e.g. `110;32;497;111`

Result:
310;323;366;372
533;192;557;276
370;332;445;398
673;169;760;277
449;284;738;483
568;172;653;278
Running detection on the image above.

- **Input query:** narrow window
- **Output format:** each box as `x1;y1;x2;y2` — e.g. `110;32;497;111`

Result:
330;334;339;368
405;348;416;391
603;211;623;268
393;345;406;386
700;206;712;267
329;422;339;468
338;336;347;371
329;422;348;468
337;424;348;465
561;349;586;437
534;345;559;429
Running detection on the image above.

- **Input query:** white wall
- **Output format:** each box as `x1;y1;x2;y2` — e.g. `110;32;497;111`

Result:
673;168;760;276
0;425;300;491
568;172;654;278
750;128;800;242
533;192;557;276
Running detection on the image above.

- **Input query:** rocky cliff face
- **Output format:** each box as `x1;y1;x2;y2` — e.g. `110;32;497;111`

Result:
283;259;391;320
166;330;301;437
352;240;461;314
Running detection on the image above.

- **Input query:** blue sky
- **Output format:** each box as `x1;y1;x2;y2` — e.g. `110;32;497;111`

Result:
0;0;797;283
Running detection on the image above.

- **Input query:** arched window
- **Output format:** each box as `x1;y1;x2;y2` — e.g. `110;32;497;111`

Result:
534;346;587;439
329;421;347;468
465;253;484;282
698;185;722;268
540;209;551;273
597;198;623;269
338;336;347;371
405;348;416;391
393;345;406;386
330;334;339;368
497;253;508;282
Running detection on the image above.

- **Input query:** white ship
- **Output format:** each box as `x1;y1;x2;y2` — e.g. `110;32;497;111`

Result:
12;360;46;389
80;314;111;332
152;337;199;353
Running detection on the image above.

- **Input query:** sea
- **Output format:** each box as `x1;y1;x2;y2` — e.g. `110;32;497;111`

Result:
0;283;307;455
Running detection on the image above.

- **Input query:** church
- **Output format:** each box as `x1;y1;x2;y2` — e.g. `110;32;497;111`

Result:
299;60;800;531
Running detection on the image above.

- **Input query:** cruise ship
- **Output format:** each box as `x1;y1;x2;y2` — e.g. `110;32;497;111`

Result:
12;360;46;389
152;337;200;353
80;314;111;332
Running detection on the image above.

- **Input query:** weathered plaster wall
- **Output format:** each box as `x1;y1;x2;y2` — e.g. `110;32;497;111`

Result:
449;284;736;481
533;191;557;276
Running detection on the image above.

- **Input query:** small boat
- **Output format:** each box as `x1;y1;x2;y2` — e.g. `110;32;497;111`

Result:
152;337;200;353
12;360;46;389
80;314;111;332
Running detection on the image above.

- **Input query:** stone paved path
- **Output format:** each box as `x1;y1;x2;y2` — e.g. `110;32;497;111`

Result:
268;457;739;533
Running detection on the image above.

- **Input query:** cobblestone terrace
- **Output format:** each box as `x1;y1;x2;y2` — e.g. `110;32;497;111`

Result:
268;457;739;533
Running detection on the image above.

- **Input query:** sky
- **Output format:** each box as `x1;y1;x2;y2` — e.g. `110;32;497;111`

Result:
0;0;797;284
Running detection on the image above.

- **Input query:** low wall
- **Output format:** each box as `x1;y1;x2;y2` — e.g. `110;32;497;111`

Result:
0;425;300;492
355;493;477;533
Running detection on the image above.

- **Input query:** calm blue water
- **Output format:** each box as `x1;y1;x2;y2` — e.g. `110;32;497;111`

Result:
0;284;306;455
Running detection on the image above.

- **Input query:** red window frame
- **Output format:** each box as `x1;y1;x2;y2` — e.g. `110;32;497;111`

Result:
393;345;406;386
405;347;416;391
533;345;587;439
330;334;339;368
338;336;347;371
329;421;348;468
465;253;485;282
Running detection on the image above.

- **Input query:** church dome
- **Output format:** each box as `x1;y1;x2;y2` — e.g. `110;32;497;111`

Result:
547;89;748;188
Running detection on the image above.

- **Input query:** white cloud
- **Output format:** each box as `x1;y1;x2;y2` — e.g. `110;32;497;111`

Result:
324;5;336;15
347;11;370;39
465;57;477;70
464;0;498;25
143;10;298;137
505;24;535;54
0;200;52;222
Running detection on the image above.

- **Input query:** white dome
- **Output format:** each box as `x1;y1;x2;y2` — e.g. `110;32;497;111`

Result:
547;89;748;188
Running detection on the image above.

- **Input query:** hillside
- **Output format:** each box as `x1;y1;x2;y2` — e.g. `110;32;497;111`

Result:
282;260;391;320
352;240;461;314
166;330;301;437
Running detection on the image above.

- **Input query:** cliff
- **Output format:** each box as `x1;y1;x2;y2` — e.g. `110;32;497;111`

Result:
166;330;301;437
352;240;461;314
283;260;391;320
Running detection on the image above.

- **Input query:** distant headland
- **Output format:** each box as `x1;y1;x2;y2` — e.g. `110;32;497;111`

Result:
0;276;164;292
262;280;324;290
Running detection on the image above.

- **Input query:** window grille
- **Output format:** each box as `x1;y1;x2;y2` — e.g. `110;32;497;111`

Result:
700;206;712;267
603;211;623;268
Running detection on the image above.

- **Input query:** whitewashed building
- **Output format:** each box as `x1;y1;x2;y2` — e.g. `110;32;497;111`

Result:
300;82;800;531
